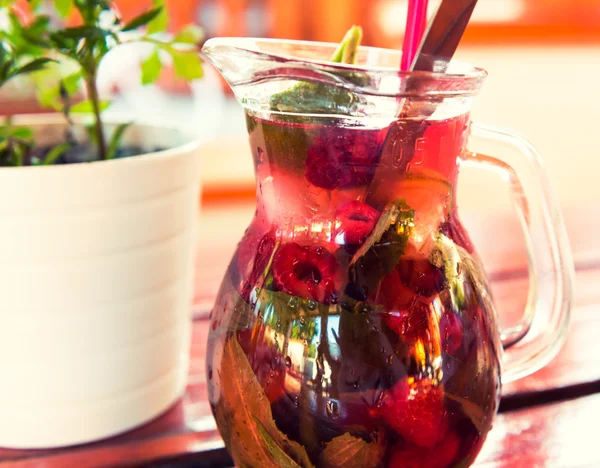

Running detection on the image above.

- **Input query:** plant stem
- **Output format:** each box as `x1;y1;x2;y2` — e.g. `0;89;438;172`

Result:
84;71;107;160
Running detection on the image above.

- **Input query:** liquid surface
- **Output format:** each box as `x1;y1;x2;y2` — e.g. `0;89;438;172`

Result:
207;112;502;468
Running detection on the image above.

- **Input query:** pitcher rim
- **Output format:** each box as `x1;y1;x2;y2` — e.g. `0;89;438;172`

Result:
202;37;488;82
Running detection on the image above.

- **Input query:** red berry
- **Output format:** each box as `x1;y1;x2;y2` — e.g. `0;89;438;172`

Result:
376;270;416;311
381;378;447;448
440;311;463;355
389;432;462;468
382;301;432;344
334;201;379;245
398;259;446;298
273;242;337;304
305;129;384;189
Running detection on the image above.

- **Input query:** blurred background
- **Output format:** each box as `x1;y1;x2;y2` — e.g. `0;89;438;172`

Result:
1;0;597;209
1;0;598;312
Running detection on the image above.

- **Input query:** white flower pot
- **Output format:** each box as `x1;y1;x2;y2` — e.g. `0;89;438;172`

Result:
0;115;202;449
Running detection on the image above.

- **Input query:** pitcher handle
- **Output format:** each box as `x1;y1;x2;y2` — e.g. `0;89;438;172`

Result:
460;122;575;384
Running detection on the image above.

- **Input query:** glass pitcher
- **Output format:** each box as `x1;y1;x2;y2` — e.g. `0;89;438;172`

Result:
202;38;574;468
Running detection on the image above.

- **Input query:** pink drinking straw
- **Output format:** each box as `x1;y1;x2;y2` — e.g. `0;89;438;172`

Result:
401;0;429;70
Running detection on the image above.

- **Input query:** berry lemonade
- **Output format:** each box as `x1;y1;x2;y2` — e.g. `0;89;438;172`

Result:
207;110;502;468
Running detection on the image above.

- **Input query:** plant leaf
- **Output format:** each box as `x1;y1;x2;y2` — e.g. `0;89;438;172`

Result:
62;71;81;94
27;0;43;11
433;233;467;310
140;48;162;85
254;418;303;468
347;199;413;298
173;24;203;44
42;142;70;165
269;25;364;115
9;127;33;139
350;199;413;267
121;7;163;32
147;0;168;34
70;99;110;113
55;0;73;17
445;393;490;435
106;122;132;160
214;334;314;468
55;25;110;41
169;48;203;81
319;433;385;468
11;58;55;77
329;25;362;64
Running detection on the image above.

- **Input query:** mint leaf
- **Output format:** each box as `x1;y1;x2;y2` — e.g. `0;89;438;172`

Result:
269;25;363;114
433;233;466;310
147;0;168;34
319;432;385;468
55;0;73;17
169;48;203;80
141;48;162;85
329;25;363;64
254;418;304;468
121;7;163;32
214;334;314;468
349;200;414;298
351;199;413;267
71;99;110;113
173;24;203;44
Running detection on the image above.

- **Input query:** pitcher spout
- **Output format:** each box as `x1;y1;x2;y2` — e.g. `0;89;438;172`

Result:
201;37;486;121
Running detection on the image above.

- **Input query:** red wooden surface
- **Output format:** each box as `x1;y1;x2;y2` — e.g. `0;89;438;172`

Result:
1;199;599;466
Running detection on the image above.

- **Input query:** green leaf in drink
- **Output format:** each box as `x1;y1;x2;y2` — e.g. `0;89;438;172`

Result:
269;25;364;114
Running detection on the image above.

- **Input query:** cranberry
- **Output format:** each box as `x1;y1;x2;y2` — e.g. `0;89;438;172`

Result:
334;201;379;245
272;242;337;304
380;378;447;448
398;259;447;298
305;129;384;189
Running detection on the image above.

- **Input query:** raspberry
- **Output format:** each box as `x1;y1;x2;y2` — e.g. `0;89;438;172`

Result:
376;270;416;311
272;242;337;304
382;301;432;344
398;259;447;298
440;311;463;355
389;432;461;468
381;378;447;448
305;129;384;189
334;201;379;245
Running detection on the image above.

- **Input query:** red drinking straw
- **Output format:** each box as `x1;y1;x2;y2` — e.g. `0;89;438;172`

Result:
401;0;429;70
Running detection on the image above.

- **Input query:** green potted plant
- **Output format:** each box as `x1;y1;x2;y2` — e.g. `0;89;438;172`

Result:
0;0;204;449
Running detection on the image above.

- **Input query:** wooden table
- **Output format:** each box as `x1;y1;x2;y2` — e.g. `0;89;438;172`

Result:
1;197;599;468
